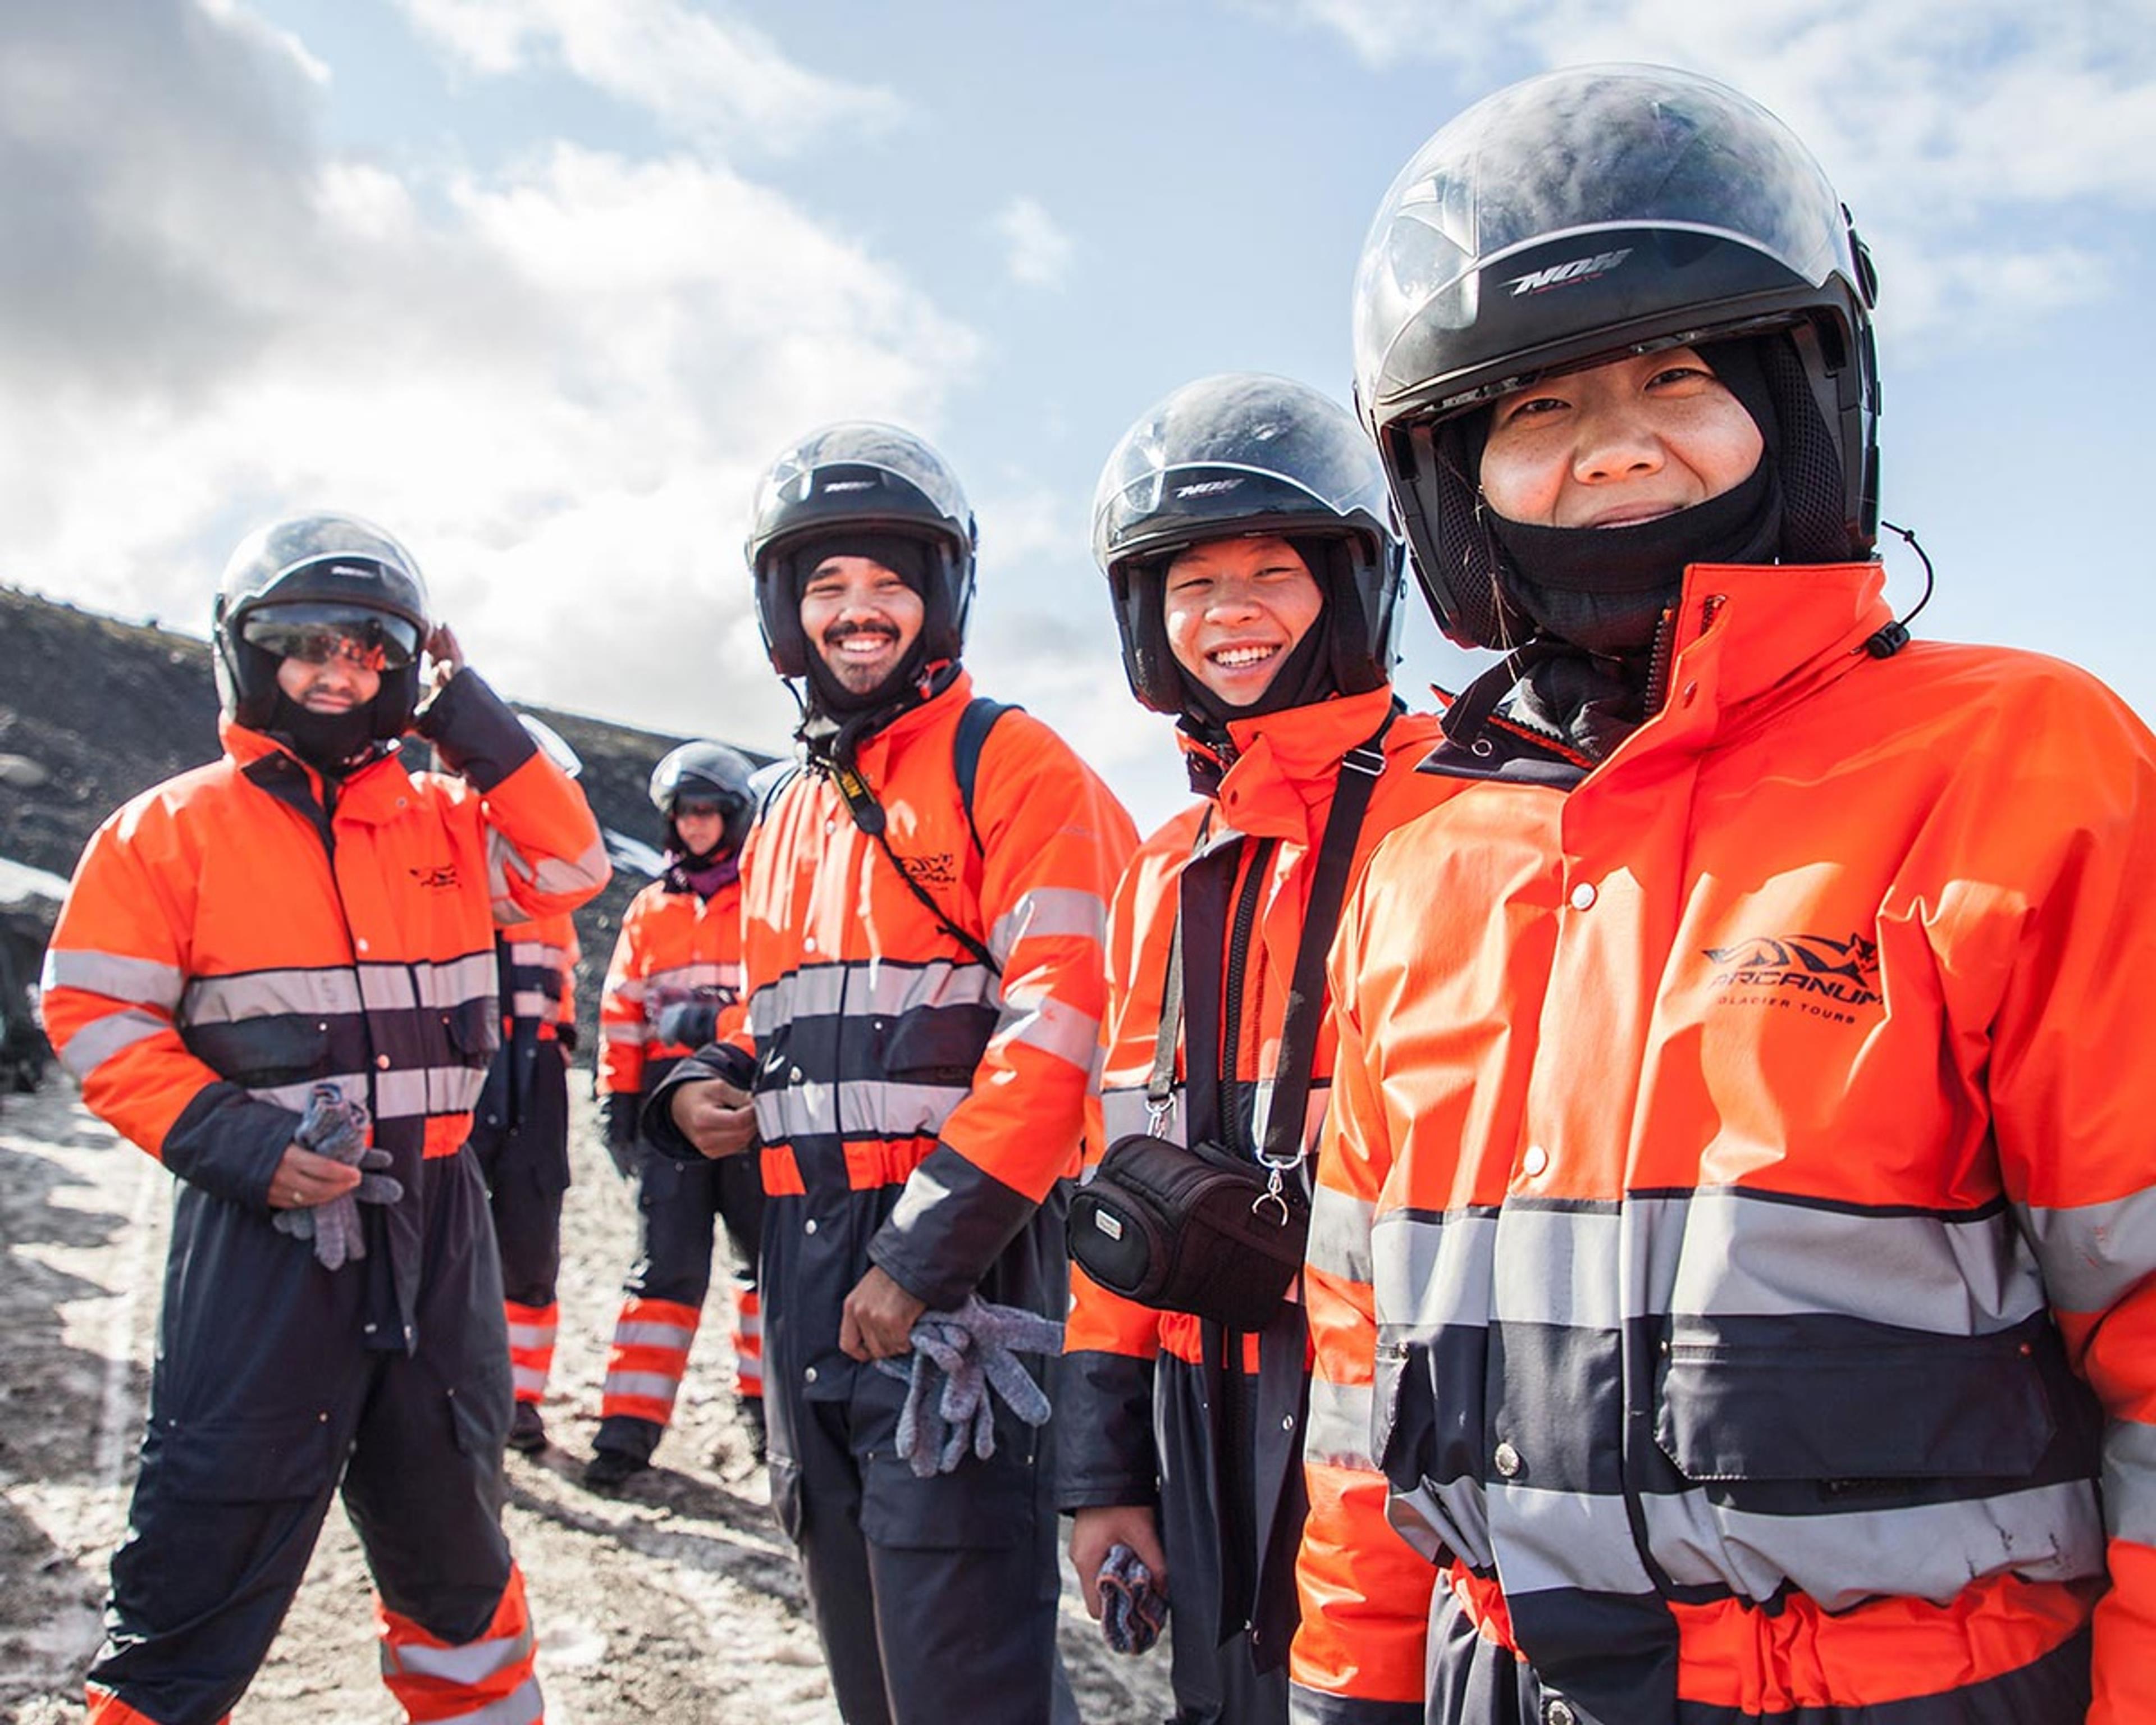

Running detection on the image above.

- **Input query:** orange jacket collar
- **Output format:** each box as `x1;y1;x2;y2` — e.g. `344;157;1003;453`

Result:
1194;685;1401;844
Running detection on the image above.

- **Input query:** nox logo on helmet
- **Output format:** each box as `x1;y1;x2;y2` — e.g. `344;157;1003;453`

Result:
1505;247;1634;296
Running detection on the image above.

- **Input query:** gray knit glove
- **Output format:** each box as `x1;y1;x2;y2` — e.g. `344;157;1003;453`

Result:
873;1295;1063;1478
271;1084;403;1271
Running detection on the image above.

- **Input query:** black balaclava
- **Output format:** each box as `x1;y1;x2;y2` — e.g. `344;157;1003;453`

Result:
791;531;952;766
1474;336;1782;656
1167;535;1354;776
266;691;379;776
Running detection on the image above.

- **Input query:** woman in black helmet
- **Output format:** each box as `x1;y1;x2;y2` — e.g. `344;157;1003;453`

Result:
1292;63;2155;1725
1060;373;1455;1724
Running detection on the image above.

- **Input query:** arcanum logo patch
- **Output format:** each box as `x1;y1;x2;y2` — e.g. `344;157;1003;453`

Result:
1704;930;1881;1021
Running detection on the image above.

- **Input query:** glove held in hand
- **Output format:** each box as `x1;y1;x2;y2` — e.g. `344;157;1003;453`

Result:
270;1085;401;1271
872;1295;1063;1478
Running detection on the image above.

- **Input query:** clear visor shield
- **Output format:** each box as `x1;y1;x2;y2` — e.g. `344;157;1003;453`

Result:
239;603;422;671
750;422;971;540
1353;63;1856;412
1091;373;1391;567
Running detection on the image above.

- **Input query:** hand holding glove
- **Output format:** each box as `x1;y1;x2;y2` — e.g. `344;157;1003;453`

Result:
271;1085;403;1271
1097;1543;1167;1656
871;1294;1064;1478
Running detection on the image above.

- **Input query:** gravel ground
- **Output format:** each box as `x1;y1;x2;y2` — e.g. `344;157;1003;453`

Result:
0;1079;1174;1723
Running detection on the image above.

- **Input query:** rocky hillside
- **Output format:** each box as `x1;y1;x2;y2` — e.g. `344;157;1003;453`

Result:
0;585;769;1056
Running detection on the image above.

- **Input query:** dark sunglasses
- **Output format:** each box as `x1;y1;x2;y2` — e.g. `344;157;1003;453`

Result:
241;606;421;671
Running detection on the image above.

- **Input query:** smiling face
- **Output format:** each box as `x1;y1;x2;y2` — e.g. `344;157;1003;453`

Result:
274;647;381;713
1161;535;1323;709
799;555;926;696
1478;346;1765;529
672;803;726;857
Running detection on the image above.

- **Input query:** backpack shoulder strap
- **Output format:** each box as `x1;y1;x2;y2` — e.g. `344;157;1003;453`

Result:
953;697;1018;855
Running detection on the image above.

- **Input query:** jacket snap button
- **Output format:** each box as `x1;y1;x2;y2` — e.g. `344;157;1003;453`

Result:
1493;1441;1522;1478
1521;1144;1549;1177
1280;1414;1295;1432
1568;881;1597;911
804;1366;819;1384
376;1054;392;1070
1547;1703;1576;1725
805;1219;818;1235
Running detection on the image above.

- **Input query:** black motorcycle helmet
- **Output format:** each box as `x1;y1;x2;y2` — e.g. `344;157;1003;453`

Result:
744;422;977;680
1353;63;1880;649
1092;372;1405;716
648;740;756;859
212;513;431;737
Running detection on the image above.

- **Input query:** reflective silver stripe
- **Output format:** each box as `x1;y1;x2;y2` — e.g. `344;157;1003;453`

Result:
747;958;998;1035
357;953;496;1013
603;1370;681;1404
511;1365;547;1395
611;1319;696;1351
180;967;360;1024
505;1319;555;1349
609;976;648;1005
383;1625;535;1684
1307;1185;1375;1284
1641;1477;2104;1608
505;940;569;969
754;1077;972;1144
487;834;608;921
42;947;186;1009
989;886;1109;969
373;1066;487;1120
991;990;1100;1072
1492;1205;1627;1331
1671;1189;2046;1334
442;1674;543;1725
249;1074;368;1112
58;1008;170;1079
2020;1185;2156;1313
1488;1484;1658;1597
2108;1417;2156;1545
646;960;741;994
508;990;552;1018
601;1021;643;1046
1385;1475;1488;1569
1374;1210;1497;1336
1304;1376;1376;1470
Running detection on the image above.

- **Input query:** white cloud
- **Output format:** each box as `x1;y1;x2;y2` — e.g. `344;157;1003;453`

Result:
395;0;903;153
1269;0;2156;344
992;195;1076;289
0;2;977;757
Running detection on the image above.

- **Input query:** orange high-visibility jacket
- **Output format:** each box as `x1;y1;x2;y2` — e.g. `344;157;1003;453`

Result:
597;874;744;1100
720;670;1136;1375
1292;562;2156;1724
500;912;578;1043
1062;685;1452;1677
42;676;608;1339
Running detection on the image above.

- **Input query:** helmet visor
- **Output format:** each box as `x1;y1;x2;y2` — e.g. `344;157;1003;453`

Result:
240;604;422;672
1354;64;1855;413
1092;375;1391;569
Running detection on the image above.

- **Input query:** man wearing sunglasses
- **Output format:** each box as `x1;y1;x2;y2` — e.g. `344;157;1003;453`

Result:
42;512;609;1725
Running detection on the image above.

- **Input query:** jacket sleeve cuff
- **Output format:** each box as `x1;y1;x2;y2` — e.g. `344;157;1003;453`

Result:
866;1142;1035;1311
1054;1348;1159;1510
641;1042;757;1160
161;1085;305;1209
414;668;535;792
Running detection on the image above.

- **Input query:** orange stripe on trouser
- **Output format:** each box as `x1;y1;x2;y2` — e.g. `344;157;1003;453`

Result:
84;1686;218;1725
379;1563;542;1724
504;1299;557;1405
731;1283;763;1399
600;1295;700;1426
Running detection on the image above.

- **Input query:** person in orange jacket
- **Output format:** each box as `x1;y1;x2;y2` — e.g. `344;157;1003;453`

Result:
1291;65;2156;1725
1058;374;1454;1724
42;513;609;1725
584;740;766;1487
651;423;1137;1724
469;719;587;1459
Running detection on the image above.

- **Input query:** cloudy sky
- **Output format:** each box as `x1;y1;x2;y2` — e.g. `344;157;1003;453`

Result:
3;0;2152;830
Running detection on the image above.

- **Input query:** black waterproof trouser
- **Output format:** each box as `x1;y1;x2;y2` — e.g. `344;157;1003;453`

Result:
471;1039;570;1310
86;1150;518;1725
772;1363;1077;1725
593;1140;765;1461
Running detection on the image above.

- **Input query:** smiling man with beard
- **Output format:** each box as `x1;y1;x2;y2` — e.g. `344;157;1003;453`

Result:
648;423;1136;1724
